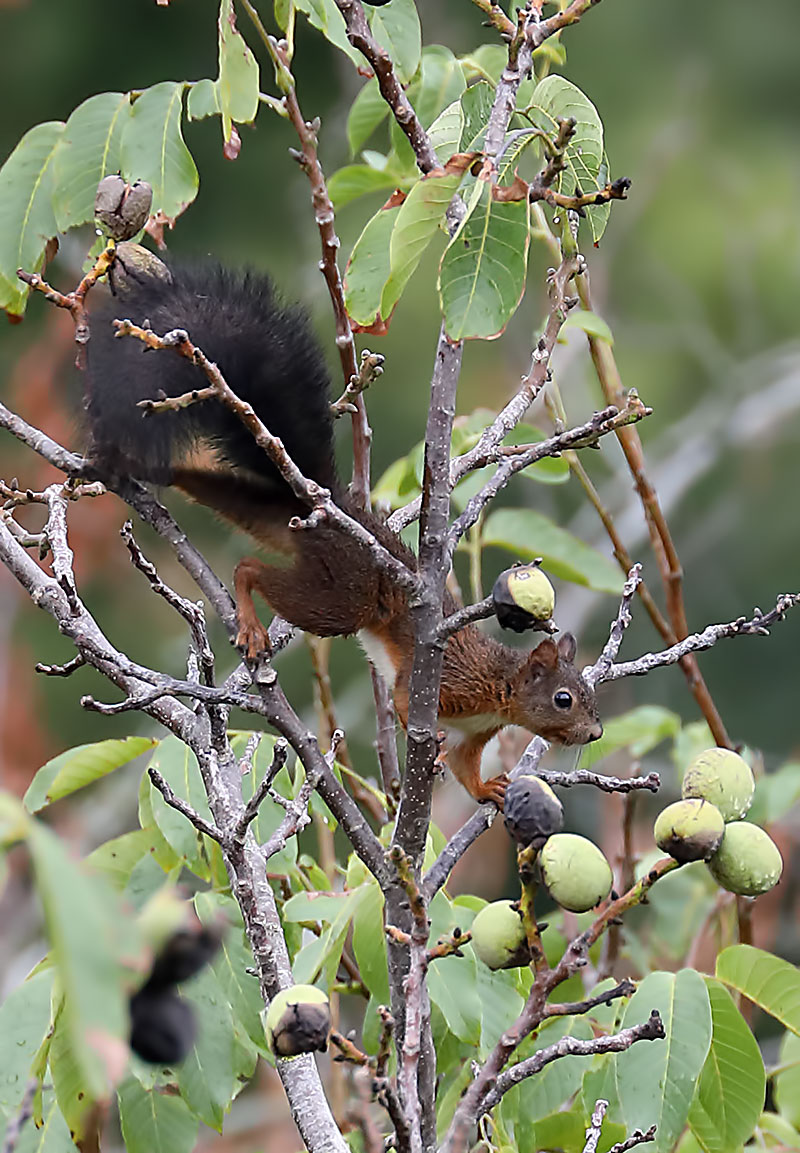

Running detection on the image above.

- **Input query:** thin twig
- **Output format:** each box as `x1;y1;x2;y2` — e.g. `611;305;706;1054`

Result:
577;268;732;747
1;1077;38;1153
240;1;372;507
479;1012;665;1116
115;320;417;598
17;240;117;367
233;738;289;844
593;594;800;684
147;766;225;844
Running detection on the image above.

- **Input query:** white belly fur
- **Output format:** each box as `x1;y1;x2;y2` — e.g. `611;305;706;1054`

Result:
357;630;506;745
357;630;398;688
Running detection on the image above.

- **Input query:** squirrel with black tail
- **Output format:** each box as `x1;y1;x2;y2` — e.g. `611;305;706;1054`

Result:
85;250;602;807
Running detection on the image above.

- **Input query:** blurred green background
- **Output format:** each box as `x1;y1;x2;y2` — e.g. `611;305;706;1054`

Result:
1;0;799;797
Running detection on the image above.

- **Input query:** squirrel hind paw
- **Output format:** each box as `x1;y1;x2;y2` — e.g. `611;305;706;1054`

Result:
235;619;272;661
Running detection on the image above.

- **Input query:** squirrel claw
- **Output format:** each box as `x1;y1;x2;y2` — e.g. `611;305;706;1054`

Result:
477;773;509;810
235;620;271;661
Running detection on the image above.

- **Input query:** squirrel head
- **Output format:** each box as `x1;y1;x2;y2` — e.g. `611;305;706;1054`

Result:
510;633;602;746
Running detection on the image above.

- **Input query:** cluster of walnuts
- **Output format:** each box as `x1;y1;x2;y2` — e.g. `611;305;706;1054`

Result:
469;747;783;974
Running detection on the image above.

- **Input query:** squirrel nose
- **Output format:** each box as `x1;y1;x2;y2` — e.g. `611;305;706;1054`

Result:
588;721;603;742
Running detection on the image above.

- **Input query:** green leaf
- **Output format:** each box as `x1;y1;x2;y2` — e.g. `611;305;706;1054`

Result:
27;822;136;1098
560;308;614;344
274;0;295;32
195;892;266;1051
426;954;481;1045
284;887;369;986
218;0;260;146
24;737;157;813
482;508;624;594
351;879;390;1005
614;969;712;1153
187;78;220;120
472;953;523;1054
459;81;495;151
177;968;236;1130
438;180;530;340
49;1004;94;1139
0;969;54;1117
0;120;64;316
242;735;299;874
716;945;800;1035
120;82;198;223
118;1076;199;1153
579;705;681;768
368;0;421;85
688;979;765;1153
460;43;506;86
774;1029;800;1127
328;163;398;209
531;75;606;244
295;0;362;65
347;79;390;156
145;736;213;877
502;1015;595;1134
136;774;182;874
427;99;464;165
85;827;168;890
52;92;130;232
415;46;466;129
344;201;401;327
522;1109;626;1153
753;1112;800;1148
381;164;464;316
749;761;800;825
0;790;29;846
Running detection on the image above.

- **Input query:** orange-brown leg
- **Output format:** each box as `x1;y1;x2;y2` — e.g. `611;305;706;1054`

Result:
233;557;273;659
446;734;508;808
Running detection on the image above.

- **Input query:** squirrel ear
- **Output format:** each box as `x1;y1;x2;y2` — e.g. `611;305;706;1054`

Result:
557;632;577;663
526;637;559;674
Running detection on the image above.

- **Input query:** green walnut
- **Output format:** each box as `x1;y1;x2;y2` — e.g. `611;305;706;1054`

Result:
706;821;783;896
503;775;564;848
653;798;725;863
470;900;531;970
492;563;556;633
265;985;331;1057
682;747;755;822
539;833;613;913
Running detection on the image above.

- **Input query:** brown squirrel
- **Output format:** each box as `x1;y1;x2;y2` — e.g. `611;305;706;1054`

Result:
85;258;602;806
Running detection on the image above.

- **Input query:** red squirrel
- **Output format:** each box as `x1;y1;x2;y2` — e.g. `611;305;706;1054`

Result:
85;256;602;806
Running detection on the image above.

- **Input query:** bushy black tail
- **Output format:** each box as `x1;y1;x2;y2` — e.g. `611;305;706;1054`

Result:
85;261;338;490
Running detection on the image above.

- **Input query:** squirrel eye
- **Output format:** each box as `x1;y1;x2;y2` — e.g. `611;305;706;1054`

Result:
553;690;573;710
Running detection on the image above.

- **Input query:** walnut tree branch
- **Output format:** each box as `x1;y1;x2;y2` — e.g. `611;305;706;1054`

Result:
591;593;800;685
115;320;417;598
479;1011;665;1117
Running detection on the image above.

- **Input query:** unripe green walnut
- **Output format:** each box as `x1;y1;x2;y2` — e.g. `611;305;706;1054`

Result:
653;799;725;863
265;985;331;1057
470;900;531;970
539;833;613;913
503;775;564;849
706;821;783;896
682;747;755;822
492;564;556;633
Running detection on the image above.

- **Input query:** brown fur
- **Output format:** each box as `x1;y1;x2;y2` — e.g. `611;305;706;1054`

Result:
174;466;602;806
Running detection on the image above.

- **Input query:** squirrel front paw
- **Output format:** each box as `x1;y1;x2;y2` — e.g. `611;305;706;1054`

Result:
235;619;272;661
474;774;509;809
